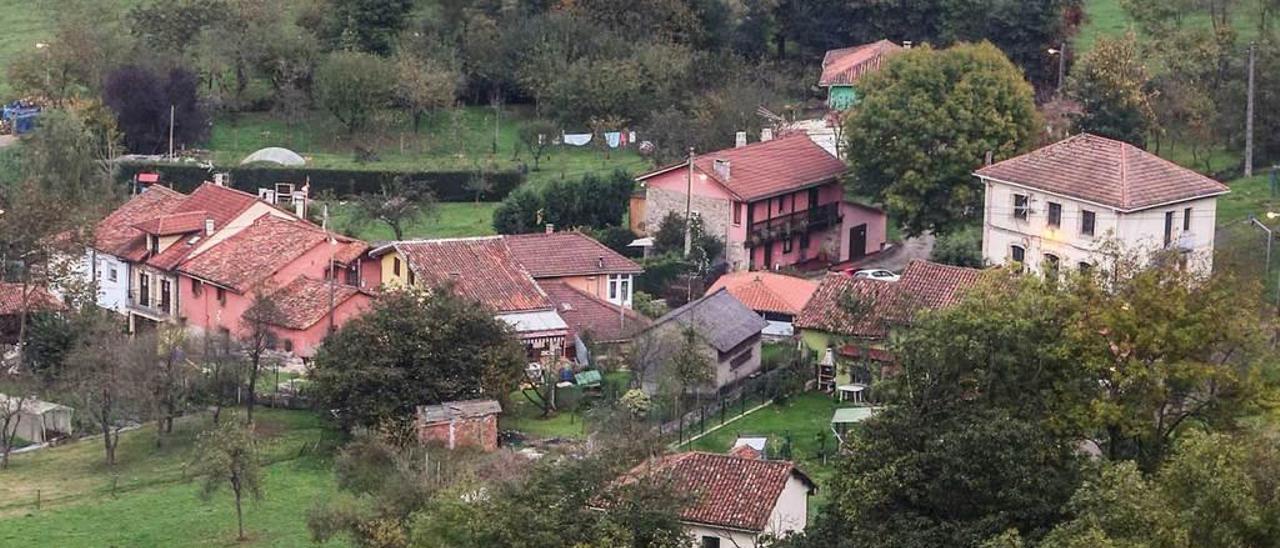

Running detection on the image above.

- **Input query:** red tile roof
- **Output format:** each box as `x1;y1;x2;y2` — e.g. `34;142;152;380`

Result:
393;237;551;313
131;211;209;236
819;39;905;87
619;452;814;532
505;232;642;278
706;271;818;316
91;186;186;257
0;283;63;316
171;183;259;228
267;276;364;330
795;260;985;338
638;135;847;201
179;215;328;293
975;133;1230;211
541;281;650;343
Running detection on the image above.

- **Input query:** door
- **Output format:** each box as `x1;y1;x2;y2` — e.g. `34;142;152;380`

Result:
849;224;867;261
762;242;773;270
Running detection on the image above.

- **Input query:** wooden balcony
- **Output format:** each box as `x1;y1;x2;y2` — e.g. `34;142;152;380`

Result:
747;202;840;247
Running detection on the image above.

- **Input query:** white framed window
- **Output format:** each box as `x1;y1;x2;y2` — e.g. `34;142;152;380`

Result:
607;274;633;307
1012;194;1029;220
108;267;118;283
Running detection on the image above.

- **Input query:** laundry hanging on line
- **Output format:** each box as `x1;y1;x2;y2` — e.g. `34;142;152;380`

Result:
604;132;622;148
562;133;593;146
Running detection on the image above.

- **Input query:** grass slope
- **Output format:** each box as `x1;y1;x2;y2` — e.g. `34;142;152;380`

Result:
1075;0;1265;52
0;409;342;547
328;201;499;241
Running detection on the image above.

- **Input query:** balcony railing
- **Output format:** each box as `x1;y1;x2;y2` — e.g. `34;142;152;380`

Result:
127;289;173;319
747;202;840;246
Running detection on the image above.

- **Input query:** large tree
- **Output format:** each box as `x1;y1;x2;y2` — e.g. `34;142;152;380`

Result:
349;178;437;241
320;0;414;55
314;51;395;134
310;287;526;430
1067;32;1157;146
844;42;1040;237
102;66;210;155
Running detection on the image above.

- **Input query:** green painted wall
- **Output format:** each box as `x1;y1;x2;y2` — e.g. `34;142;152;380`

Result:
827;86;859;110
800;329;833;354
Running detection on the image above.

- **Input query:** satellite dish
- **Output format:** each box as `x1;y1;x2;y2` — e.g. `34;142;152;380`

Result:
239;147;306;167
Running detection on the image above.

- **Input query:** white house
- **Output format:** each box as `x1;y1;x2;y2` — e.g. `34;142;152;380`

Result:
975;133;1230;276
606;451;815;548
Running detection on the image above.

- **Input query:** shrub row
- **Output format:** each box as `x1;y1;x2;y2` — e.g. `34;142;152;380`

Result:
114;162;525;202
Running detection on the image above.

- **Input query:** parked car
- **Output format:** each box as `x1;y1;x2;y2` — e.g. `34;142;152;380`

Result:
850;268;900;282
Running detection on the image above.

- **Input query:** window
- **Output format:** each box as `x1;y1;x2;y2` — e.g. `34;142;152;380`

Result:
216;287;226;306
192;279;203;297
730;347;754;369
148;235;159;255
159;279;171;312
282;339;294;353
1043;253;1060;279
607;274;632;306
138;274;150;307
408;269;416;286
1047;202;1062;227
1184;207;1192;231
1010;245;1026;263
1078;261;1093;274
783;237;793;253
1081;210;1096;236
393;257;401;277
732;202;742;225
108;268;118;283
1013;194;1029;220
701;537;721;548
345;264;360;286
1164;211;1175;246
800;232;810;250
776;196;784;212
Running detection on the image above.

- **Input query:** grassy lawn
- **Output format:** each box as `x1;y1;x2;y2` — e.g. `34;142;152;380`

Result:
210;108;651;188
328;201;499;241
1217;173;1278;226
500;371;633;440
1075;0;1265;53
0;409;342;547
685;392;853;512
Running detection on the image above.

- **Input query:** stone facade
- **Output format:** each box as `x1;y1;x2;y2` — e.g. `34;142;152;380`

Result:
417;414;499;452
644;186;742;267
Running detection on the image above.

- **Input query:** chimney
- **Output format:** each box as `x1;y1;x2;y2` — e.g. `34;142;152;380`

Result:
760;128;774;142
713;159;731;181
984;150;994;166
204;218;215;235
735;131;748;148
545;224;555;234
903;40;913;50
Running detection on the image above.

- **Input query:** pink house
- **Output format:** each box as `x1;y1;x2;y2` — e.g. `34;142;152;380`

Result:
637;134;886;271
176;215;374;358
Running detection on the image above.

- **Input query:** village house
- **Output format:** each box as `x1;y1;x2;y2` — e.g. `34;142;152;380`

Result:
637;288;768;396
371;231;645;362
0;282;62;346
415;399;502;452
795;260;985;392
636;134;887;271
607;451;815;548
819;39;905;110
976;133;1231;276
706;271;817;339
177;214;373;358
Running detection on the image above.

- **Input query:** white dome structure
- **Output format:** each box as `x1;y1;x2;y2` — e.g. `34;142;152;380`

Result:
239;147;306;167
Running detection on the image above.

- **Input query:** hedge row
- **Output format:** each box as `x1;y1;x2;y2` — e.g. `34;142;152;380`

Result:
114;162;525;202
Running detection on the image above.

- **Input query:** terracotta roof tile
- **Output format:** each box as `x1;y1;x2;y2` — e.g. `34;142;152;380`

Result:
795;260;986;338
541;281;650;343
268;276;364;330
975;133;1230;211
620;452;814;532
639;135;846;201
179;216;328;293
131;211;209;236
819;39;904;87
171;183;258;228
394;237;551;313
707;271;817;316
0;283;63;315
505;232;642;278
91;186;186;256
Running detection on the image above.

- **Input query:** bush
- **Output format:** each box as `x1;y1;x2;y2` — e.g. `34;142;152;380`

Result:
492;169;634;234
929;225;984;268
115;162;524;202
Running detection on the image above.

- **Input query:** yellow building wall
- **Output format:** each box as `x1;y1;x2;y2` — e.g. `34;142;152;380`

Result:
380;251;410;288
554;274;609;301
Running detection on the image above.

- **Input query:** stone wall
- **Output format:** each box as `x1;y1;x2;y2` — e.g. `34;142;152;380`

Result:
417;415;499;452
644;187;744;267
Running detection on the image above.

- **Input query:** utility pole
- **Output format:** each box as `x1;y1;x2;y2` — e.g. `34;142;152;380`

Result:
1245;42;1257;178
683;147;695;257
1056;43;1066;95
168;104;175;159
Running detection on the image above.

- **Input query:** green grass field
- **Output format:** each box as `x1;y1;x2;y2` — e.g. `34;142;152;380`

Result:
0;409;342;547
328;201;499;242
1075;0;1266;52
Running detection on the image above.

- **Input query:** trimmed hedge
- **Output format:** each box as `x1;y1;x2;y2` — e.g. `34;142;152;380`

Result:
114;162;524;202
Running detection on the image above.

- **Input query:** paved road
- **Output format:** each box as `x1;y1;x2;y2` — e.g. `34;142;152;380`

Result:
843;233;936;273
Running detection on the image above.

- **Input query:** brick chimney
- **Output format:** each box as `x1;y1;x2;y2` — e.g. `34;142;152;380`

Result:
713;159;731;181
204;218;215;235
735;131;748;148
545;224;555;234
760;128;774;142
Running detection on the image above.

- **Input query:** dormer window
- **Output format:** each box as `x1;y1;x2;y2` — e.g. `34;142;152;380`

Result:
148;235;159;254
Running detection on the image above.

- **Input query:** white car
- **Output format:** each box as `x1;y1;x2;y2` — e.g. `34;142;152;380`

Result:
851;268;901;282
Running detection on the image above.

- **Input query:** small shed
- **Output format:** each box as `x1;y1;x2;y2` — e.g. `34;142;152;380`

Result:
0;394;73;444
415;399;502;452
